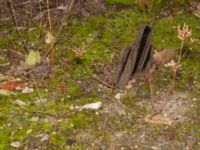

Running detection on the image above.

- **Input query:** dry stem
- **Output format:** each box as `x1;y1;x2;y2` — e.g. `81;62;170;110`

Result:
27;110;58;118
171;40;184;91
148;66;158;113
46;0;52;32
8;0;29;52
46;0;55;72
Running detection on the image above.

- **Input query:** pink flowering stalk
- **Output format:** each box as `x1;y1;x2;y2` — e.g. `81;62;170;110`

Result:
171;23;192;90
177;23;192;62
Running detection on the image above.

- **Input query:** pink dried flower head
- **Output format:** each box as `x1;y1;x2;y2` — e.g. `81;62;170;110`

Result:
72;47;86;57
177;23;192;41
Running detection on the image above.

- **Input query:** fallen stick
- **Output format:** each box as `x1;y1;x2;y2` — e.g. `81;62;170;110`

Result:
92;76;114;89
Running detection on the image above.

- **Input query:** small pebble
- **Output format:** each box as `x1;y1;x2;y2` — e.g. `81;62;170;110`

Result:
163;113;168;117
10;141;21;148
192;98;197;101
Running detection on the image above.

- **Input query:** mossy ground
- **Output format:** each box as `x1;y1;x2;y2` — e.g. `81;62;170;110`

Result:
0;5;200;149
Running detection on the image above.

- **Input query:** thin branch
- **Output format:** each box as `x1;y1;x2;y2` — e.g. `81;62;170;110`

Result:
27;110;58;118
30;74;48;111
92;76;114;89
8;0;29;52
30;74;42;99
8;0;20;34
55;0;75;39
148;66;159;113
41;0;75;65
150;90;173;118
46;0;52;32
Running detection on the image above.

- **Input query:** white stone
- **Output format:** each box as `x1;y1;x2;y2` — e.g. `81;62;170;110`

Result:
80;102;102;111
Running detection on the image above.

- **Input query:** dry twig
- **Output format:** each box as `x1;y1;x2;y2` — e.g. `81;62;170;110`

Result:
92;76;114;89
8;0;29;52
27;110;58;118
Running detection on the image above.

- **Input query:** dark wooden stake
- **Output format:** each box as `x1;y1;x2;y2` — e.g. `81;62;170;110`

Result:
115;24;153;88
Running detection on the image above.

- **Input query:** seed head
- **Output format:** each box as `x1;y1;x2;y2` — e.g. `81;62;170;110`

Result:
177;23;192;41
73;47;86;57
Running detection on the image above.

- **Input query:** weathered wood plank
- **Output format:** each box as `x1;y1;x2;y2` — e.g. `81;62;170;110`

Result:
114;46;131;84
115;24;153;88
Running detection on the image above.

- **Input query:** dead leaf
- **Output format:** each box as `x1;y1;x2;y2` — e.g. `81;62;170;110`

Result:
36;133;50;142
57;5;67;10
0;89;11;96
25;50;41;65
0;74;11;82
40;134;49;142
22;87;34;94
2;81;24;91
34;98;47;105
13;100;27;106
30;117;39;122
45;31;55;45
192;2;200;18
153;49;176;65
144;114;172;125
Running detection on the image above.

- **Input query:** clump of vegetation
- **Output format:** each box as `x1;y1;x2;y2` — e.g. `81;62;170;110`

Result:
106;0;198;19
106;0;195;6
